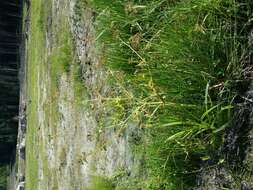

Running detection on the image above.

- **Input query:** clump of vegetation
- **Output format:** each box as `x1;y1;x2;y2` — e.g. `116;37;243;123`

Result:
50;33;72;75
88;0;252;188
89;176;115;190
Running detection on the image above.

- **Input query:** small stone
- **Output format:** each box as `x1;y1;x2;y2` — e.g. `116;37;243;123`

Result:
241;181;253;190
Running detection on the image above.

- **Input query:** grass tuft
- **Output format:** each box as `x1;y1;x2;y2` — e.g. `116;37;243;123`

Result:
88;0;252;188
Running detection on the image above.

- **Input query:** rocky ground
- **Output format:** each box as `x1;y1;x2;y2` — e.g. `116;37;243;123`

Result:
23;0;144;189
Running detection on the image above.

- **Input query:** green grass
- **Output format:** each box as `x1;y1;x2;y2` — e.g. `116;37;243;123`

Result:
26;0;47;188
50;24;73;75
89;176;115;190
25;0;253;189
88;0;252;189
26;0;61;189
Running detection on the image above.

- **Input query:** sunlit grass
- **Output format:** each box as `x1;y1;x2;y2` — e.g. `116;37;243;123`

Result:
25;0;252;189
89;0;251;188
26;0;52;189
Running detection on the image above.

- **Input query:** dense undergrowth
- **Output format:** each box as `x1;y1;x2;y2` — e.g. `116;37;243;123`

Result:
88;0;253;189
0;166;7;190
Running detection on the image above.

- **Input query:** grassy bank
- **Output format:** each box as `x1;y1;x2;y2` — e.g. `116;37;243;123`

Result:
89;0;252;189
25;0;252;189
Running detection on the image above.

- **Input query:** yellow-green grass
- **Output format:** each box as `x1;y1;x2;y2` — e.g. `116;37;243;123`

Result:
26;0;52;189
88;176;115;190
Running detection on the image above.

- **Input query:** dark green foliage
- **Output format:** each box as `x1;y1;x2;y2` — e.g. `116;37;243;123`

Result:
0;165;7;190
0;0;21;161
0;0;22;189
